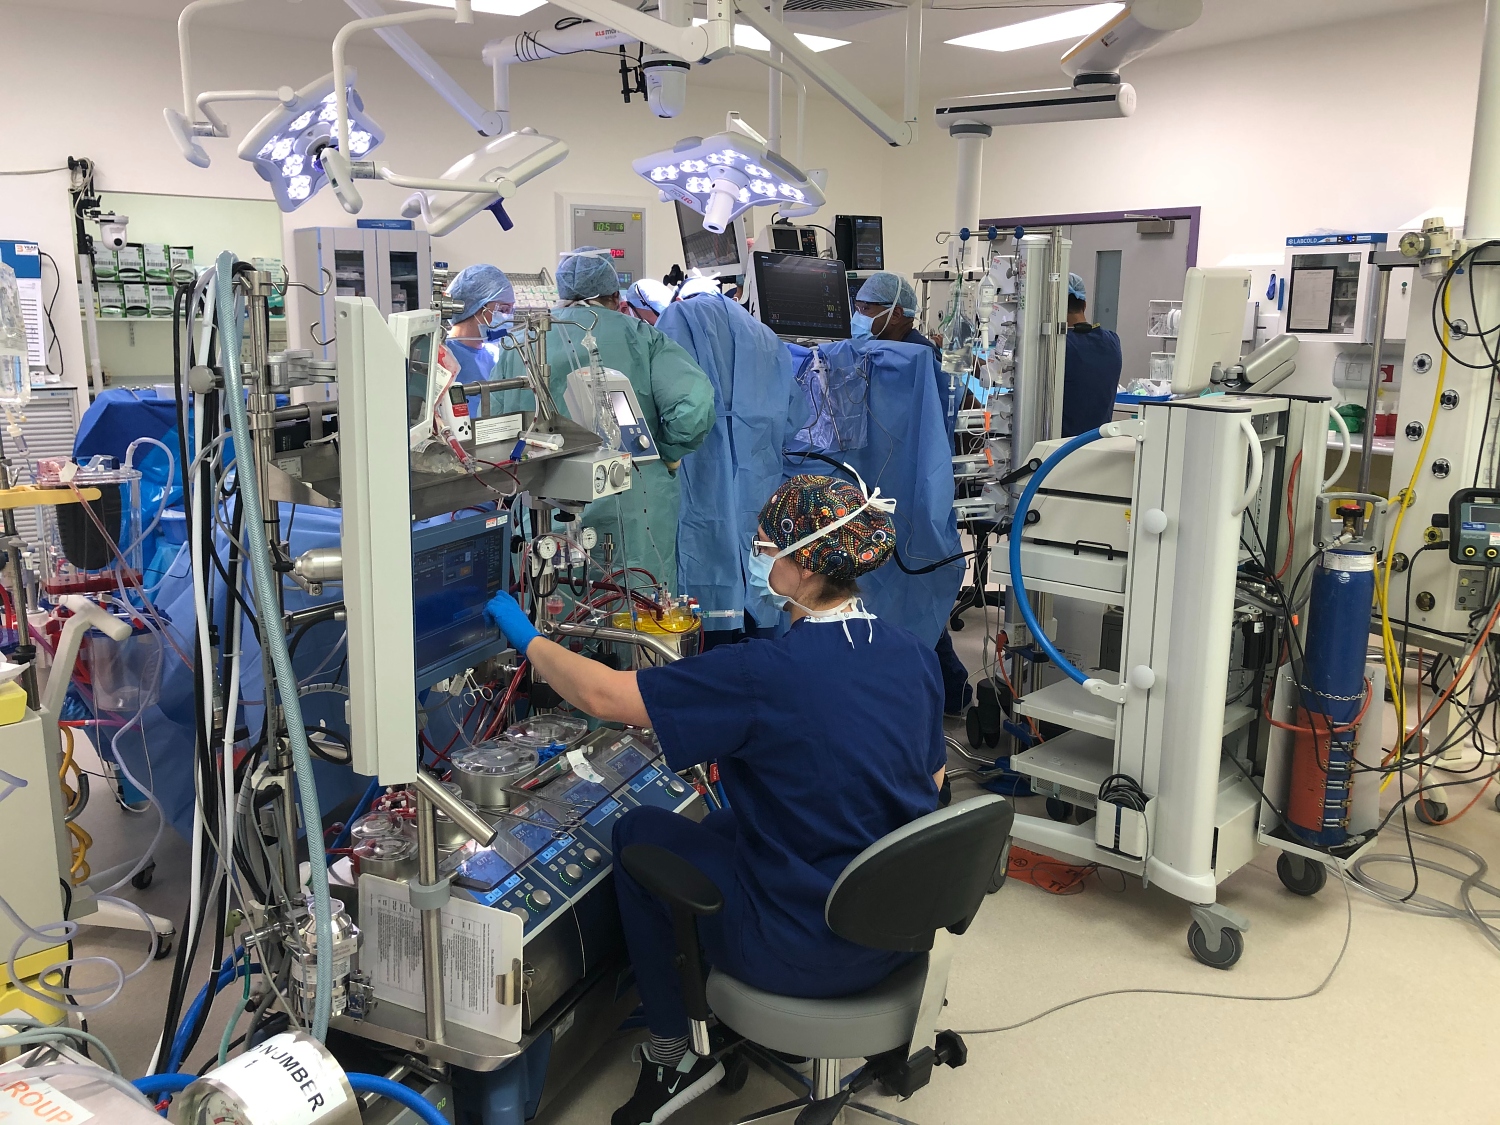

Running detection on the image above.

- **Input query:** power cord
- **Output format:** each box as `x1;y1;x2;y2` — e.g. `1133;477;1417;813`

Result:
954;872;1353;1035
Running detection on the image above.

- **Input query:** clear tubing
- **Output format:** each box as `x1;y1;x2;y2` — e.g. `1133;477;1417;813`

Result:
213;252;334;1039
123;436;176;552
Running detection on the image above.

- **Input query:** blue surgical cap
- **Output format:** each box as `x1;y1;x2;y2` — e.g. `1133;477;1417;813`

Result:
557;247;621;301
1068;272;1087;302
625;278;673;314
855;271;918;316
446;264;514;323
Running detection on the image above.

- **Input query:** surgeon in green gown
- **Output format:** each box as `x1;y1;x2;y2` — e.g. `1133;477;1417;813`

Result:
493;247;715;592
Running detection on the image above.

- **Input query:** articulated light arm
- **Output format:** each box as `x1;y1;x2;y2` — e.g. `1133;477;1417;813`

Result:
196;87;295;138
177;0;249;119
371;166;505;196
737;50;807;166
543;0;729;63
333;1;474;160
734;0;915;146
344;0;505;137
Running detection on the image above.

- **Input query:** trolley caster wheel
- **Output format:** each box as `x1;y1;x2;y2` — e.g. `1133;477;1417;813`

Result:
718;1051;750;1096
1186;921;1243;969
1045;797;1074;822
1276;852;1326;897
965;707;984;751
131;863;155;891
1414;797;1448;825
1494;790;1500;814
949;615;965;632
153;935;175;961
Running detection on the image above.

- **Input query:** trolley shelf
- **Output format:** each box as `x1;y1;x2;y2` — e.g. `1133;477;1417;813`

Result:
1014;681;1259;741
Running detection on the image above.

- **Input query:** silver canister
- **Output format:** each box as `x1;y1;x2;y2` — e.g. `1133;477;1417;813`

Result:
450;743;539;809
352;833;419;881
506;713;589;750
180;1031;360;1125
433;790;486;849
285;895;361;1022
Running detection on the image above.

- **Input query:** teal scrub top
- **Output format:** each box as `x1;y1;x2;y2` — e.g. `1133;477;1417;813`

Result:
493;305;715;591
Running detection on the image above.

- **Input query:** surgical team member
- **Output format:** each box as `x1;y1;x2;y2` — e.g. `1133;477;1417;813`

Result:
852;270;971;713
493;247;714;590
622;278;673;326
1062;272;1123;437
483;474;946;1125
656;271;804;641
443;264;514;384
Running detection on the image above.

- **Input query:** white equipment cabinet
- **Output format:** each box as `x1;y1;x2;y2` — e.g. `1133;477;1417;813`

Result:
290;226;434;361
998;393;1330;966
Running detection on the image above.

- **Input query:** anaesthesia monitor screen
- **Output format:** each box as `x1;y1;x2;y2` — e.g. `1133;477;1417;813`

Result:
677;201;744;275
753;252;851;339
836;215;884;271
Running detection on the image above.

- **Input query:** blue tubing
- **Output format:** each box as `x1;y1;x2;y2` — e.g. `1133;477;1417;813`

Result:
1008;427;1108;686
133;1072;195;1098
347;1073;449;1125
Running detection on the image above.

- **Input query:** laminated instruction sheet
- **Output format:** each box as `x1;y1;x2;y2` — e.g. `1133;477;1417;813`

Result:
358;874;524;1042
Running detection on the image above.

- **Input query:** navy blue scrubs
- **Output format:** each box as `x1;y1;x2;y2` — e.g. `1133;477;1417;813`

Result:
1062;323;1122;437
615;614;946;1038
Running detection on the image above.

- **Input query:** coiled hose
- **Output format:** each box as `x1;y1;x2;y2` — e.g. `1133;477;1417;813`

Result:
214;252;334;1039
1007;426;1108;686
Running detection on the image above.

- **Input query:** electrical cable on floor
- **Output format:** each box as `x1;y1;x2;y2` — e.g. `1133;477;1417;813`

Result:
952;874;1353;1035
1349;830;1500;952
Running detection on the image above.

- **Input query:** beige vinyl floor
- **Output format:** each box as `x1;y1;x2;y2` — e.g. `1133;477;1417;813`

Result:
63;607;1500;1123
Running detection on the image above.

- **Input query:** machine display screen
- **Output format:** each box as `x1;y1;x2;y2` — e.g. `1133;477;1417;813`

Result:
545;775;611;808
609;390;638;427
677;201;743;274
607;745;651;779
595;221;626;233
753;253;851;340
1467;504;1500;524
406;332;433;426
455;848;515;891
837;215;884;271
411;514;509;682
506;803;561;854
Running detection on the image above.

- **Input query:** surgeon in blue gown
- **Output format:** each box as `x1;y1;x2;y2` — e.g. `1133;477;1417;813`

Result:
442;264;514;403
655;280;806;640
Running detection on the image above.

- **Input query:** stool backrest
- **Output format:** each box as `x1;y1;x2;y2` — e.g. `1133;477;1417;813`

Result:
824;795;1013;953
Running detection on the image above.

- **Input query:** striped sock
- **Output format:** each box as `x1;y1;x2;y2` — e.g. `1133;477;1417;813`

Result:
645;1034;690;1068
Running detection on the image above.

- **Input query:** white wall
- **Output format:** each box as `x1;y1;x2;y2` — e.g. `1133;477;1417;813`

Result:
0;0;1487;396
881;2;1485;285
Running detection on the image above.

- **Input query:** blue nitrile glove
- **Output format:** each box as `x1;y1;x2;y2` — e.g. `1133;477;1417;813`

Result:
484;591;540;654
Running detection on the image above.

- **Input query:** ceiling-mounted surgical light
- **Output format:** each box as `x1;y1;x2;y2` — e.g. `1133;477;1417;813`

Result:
690;17;848;53
236;70;384;212
632;112;824;234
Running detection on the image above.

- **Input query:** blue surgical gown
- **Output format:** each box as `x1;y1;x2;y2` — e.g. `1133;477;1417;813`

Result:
785;338;964;647
655;293;807;628
637;614;945;982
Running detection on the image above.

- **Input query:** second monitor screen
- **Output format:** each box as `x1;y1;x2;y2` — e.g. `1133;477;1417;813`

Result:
676;201;742;274
754;252;851;339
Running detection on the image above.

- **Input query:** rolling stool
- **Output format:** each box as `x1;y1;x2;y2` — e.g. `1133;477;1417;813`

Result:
621;794;1014;1124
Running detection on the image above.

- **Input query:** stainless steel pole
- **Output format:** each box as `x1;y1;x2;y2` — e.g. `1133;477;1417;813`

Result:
415;788;447;1045
1357;268;1392;496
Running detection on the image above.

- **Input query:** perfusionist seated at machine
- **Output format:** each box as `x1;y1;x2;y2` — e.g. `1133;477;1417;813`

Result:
484;474;948;1125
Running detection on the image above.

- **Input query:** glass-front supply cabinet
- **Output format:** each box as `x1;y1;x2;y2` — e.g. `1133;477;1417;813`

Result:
290;224;433;360
1281;232;1386;344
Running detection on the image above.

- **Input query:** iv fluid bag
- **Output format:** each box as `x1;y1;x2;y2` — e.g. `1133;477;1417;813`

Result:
0;263;29;408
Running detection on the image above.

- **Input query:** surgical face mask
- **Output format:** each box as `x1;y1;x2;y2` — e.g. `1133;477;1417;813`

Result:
746;547;786;610
850;311;875;339
480;307;512;342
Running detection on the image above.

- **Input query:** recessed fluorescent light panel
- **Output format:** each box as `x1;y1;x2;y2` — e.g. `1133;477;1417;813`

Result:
946;3;1123;53
398;0;549;16
692;18;849;53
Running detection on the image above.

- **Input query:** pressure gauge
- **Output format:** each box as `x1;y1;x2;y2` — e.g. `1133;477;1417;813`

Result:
536;535;558;561
594;463;609;495
581;527;598;550
1398;229;1428;259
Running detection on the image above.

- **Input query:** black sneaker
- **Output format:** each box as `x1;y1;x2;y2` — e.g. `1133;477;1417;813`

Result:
611;1045;725;1125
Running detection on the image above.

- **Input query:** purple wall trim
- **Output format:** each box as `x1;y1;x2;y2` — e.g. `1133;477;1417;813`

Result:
977;206;1203;267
